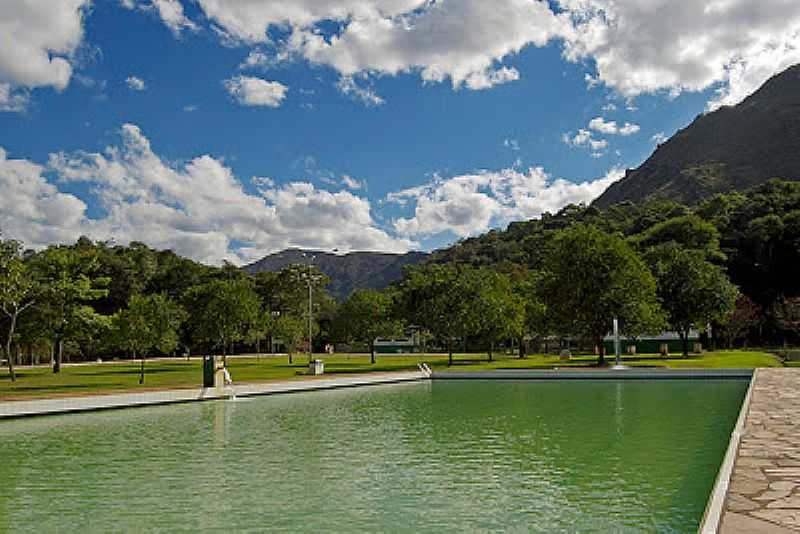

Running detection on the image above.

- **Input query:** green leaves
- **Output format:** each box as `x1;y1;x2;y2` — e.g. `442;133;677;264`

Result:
542;224;664;358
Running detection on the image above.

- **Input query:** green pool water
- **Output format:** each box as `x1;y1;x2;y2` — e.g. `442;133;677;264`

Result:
0;379;747;532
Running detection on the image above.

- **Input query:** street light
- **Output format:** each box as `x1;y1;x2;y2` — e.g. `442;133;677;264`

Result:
301;252;316;362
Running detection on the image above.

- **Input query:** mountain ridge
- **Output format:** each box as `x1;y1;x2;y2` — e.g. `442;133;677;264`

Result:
594;64;800;207
243;248;428;299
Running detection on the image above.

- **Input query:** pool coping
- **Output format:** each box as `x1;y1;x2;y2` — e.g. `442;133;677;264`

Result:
432;368;755;380
697;368;758;534
0;371;428;419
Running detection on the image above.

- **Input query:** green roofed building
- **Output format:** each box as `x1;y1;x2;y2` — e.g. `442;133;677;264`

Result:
602;330;701;355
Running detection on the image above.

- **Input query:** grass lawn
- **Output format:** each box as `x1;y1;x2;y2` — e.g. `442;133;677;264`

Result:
0;349;784;400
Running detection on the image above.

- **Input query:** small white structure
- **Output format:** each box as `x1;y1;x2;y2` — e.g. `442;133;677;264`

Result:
308;359;324;375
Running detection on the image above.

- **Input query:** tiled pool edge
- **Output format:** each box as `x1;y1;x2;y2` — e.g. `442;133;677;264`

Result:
0;371;428;419
698;368;758;534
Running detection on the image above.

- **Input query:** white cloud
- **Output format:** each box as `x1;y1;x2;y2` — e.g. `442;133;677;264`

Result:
388;166;623;238
0;84;29;113
563;129;608;151
341;175;363;190
558;0;800;106
651;132;668;144
223;75;288;107
504;138;521;151
336;76;384;106
0;125;412;264
0;148;88;249
183;104;197;112
0;0;88;108
197;0;565;92
121;0;197;35
588;117;639;136
601;102;617;112
126;76;146;91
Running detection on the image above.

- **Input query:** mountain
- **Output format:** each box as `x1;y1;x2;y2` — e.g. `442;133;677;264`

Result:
243;248;428;299
594;64;800;207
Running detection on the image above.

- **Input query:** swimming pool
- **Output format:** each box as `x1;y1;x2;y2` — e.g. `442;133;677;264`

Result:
0;379;747;532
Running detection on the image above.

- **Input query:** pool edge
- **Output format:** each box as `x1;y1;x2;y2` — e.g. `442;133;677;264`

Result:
697;368;757;534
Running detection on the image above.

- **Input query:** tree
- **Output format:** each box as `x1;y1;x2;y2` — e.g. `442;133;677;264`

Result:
717;295;762;348
396;264;483;366
542;224;664;365
245;310;273;357
115;293;186;384
473;270;524;362
334;289;403;364
188;280;260;364
774;296;800;347
513;271;549;358
0;240;36;381
29;246;109;373
649;243;739;356
273;314;305;364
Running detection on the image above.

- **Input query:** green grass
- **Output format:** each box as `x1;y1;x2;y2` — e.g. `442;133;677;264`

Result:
0;349;784;400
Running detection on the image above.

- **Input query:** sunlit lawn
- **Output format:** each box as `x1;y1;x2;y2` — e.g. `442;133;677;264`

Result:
0;349;783;400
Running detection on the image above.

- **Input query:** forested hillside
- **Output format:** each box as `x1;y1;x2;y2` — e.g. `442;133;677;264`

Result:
594;64;800;206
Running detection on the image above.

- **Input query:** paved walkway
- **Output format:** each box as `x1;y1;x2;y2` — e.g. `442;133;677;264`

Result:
719;368;800;533
0;371;427;419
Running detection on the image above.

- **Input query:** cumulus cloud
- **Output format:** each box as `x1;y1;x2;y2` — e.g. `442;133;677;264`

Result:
504;138;521;151
341;175;363;190
1;125;412;264
588;117;639;136
558;0;800;105
175;0;800;105
563;129;608;151
0;0;88;108
223;75;288;107
121;0;197;35
0;84;29;113
388;166;623;238
197;0;565;92
336;76;384;106
126;76;146;91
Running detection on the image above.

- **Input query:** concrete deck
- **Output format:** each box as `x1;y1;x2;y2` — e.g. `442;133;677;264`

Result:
711;368;800;533
0;371;427;419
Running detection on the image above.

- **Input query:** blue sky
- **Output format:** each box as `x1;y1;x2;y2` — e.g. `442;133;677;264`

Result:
1;0;798;264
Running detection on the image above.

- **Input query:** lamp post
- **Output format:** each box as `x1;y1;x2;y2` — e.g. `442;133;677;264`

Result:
301;253;316;362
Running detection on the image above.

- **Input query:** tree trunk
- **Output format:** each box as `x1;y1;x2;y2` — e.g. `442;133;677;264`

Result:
53;339;63;373
138;351;145;385
6;313;17;382
256;339;261;359
370;341;376;364
448;337;453;366
679;331;689;357
488;340;494;362
518;338;526;359
288;350;293;364
222;343;227;367
597;338;606;366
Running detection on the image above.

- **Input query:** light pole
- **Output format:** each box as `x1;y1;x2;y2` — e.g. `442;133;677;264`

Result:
302;253;316;362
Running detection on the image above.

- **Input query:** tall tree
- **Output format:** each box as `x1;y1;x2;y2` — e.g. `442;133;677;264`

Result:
273;314;305;364
115;293;185;384
473;270;524;362
188;279;260;364
29;246;109;373
334;289;403;364
774;296;800;347
543;224;664;365
396;264;483;366
0;240;36;381
648;243;739;356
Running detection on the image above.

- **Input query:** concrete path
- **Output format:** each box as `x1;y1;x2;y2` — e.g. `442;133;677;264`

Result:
717;369;800;533
0;371;427;419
